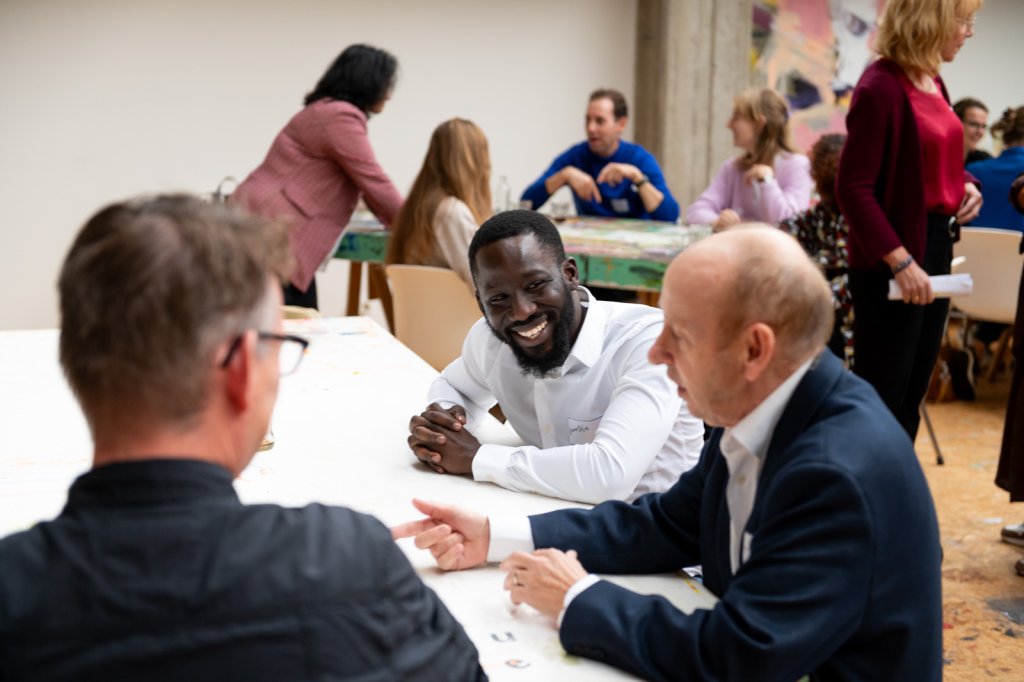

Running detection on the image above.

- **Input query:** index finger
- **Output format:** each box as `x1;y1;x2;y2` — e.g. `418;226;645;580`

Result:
391;517;439;540
498;550;539;573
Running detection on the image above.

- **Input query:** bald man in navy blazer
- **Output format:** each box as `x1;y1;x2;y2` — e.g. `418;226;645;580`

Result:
395;226;942;682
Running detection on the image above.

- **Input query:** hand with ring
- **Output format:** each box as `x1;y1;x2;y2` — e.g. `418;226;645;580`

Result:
500;548;588;620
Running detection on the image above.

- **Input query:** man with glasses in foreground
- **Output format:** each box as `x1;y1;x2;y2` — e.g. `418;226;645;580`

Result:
0;195;484;680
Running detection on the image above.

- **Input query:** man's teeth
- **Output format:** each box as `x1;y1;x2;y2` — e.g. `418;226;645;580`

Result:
515;320;548;339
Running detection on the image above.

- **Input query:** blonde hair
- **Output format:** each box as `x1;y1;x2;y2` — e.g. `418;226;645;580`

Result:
387;118;492;267
876;0;983;78
732;88;794;170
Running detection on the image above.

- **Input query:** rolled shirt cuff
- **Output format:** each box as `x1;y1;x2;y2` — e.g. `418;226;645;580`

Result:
557;574;602;627
486;515;534;563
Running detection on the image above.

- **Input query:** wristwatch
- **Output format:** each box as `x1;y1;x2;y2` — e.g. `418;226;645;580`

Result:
632;174;649;191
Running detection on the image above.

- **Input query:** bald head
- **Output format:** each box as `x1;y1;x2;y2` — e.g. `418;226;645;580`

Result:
666;225;833;370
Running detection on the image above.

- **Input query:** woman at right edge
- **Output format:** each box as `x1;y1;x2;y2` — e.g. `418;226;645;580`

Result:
836;0;983;440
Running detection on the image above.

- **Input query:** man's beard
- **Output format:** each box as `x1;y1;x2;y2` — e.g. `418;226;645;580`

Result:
488;287;576;379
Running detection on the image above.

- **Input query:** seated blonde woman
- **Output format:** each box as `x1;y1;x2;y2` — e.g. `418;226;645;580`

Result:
685;88;812;230
387;118;491;284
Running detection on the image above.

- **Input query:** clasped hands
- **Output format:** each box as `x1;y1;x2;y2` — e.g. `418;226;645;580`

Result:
390;499;588;621
562;163;644;204
408;403;480;475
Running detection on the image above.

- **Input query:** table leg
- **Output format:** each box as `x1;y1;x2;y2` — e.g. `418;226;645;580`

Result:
346;261;363;316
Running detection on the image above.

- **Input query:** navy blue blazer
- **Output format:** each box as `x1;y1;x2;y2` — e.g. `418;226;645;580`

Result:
530;352;942;681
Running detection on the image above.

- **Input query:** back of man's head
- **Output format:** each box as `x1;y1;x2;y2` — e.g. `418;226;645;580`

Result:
58;195;291;432
468;209;566;278
692;225;833;369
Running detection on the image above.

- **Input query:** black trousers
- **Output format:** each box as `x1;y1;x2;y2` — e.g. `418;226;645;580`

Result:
849;215;954;441
283;278;318;310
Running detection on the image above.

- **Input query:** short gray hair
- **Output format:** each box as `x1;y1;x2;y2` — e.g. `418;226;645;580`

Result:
58;194;292;429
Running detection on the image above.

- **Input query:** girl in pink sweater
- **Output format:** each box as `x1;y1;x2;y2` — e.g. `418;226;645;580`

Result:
685;88;812;231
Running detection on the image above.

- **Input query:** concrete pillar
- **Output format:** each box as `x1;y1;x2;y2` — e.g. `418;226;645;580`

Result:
634;0;753;213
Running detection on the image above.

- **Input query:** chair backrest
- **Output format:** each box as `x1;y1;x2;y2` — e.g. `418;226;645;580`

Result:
951;227;1024;324
282;305;322;320
385;264;481;371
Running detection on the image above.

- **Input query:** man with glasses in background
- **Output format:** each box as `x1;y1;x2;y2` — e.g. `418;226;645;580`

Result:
0;195;484;681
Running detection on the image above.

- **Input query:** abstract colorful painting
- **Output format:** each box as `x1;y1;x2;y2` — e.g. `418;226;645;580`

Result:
752;0;886;153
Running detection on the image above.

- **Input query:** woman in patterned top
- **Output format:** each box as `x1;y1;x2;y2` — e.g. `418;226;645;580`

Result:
780;133;852;365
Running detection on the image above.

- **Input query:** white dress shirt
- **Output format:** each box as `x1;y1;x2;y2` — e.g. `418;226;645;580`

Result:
719;358;812;574
429;290;705;503
486;358;814;619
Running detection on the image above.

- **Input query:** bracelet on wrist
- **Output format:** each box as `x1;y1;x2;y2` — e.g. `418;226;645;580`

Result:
891;255;914;275
632;174;649;191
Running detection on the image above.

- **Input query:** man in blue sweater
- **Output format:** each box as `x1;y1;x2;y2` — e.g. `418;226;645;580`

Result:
521;89;680;222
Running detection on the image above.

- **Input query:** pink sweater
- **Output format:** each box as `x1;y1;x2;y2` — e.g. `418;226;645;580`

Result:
685;152;812;225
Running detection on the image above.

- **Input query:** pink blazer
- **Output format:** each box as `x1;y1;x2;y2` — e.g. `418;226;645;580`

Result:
232;99;402;291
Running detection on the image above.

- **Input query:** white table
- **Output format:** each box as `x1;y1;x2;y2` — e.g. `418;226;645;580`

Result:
0;317;716;680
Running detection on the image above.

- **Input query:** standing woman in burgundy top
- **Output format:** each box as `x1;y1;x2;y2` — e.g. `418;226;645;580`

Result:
836;0;983;440
232;45;403;309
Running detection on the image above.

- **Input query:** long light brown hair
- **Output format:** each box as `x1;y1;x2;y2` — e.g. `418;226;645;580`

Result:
387;118;491;267
875;0;983;78
733;88;794;170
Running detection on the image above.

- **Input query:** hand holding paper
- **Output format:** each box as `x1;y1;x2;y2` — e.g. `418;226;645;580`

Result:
887;274;973;301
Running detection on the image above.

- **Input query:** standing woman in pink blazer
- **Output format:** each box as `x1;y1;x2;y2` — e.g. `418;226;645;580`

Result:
233;45;403;309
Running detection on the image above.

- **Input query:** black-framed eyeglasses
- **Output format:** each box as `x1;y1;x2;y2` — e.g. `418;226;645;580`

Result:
220;331;310;376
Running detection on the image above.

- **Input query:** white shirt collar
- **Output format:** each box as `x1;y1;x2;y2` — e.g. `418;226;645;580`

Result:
561;286;603;371
721;357;814;462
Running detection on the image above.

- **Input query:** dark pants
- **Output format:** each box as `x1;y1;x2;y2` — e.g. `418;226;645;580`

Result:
997;249;1024;501
849;215;953;441
284;278;318;310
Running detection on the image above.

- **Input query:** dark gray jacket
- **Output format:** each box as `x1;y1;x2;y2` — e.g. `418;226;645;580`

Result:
0;459;485;681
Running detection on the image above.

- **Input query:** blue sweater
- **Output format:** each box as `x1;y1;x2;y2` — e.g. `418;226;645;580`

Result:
521;141;680;221
967;146;1024;232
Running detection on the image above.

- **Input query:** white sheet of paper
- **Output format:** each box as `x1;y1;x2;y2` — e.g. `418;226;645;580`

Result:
887;273;973;300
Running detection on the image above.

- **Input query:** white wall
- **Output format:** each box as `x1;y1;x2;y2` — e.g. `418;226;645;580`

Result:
940;0;1021;157
0;0;636;330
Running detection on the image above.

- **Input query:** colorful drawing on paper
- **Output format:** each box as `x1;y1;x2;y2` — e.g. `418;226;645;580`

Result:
752;0;886;153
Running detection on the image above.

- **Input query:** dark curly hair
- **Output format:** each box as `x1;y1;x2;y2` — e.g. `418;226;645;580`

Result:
468;210;566;279
991;106;1024;147
810;133;847;210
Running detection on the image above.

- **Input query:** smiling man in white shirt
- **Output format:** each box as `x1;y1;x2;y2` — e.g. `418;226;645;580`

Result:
405;209;704;504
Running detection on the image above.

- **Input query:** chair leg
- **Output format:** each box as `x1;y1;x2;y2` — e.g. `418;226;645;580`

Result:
986;328;1013;383
921;401;944;465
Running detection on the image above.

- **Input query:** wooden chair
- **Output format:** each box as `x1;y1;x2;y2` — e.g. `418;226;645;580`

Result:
385;265;481;372
282;305;322;320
